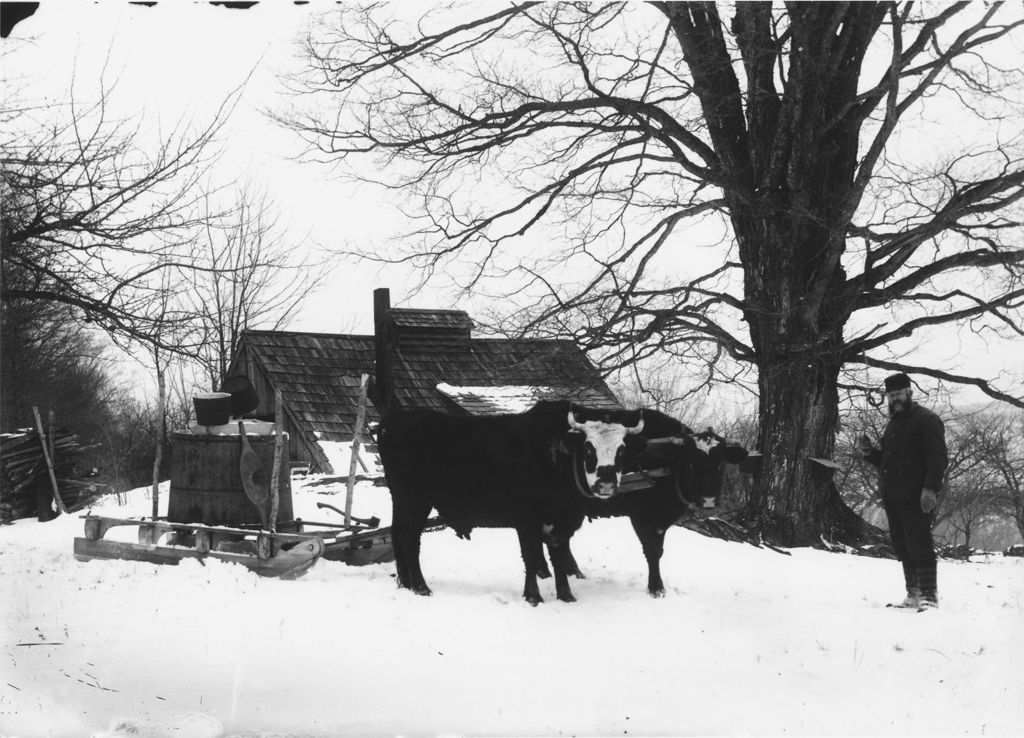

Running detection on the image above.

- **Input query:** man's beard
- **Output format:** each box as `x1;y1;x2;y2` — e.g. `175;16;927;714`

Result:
888;398;909;416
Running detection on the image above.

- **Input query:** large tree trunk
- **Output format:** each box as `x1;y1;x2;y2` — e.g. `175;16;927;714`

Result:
732;207;882;547
754;354;839;544
664;3;891;546
745;332;879;547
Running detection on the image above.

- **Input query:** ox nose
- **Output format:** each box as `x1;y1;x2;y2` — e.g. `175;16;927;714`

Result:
701;497;717;509
592;467;619;494
593;467;620;494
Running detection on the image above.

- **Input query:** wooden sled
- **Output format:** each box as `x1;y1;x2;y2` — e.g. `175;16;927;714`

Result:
322;525;397;566
73;515;324;579
287;504;447;567
293;516;446;566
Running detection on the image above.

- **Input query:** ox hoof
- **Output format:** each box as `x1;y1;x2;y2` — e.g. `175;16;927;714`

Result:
524;593;544;606
557;592;577;603
649;588;666;599
413;585;433;596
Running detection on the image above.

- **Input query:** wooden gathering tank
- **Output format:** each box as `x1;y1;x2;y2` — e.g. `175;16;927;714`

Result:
167;427;293;526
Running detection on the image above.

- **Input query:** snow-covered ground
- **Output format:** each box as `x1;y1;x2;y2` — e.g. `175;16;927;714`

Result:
2;475;1022;738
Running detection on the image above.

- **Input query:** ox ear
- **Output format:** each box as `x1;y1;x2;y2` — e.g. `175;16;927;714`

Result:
722;444;749;464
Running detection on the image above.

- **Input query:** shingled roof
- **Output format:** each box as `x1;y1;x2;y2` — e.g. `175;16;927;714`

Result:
234;330;617;437
230;330;378;444
228;292;621;472
389;338;619;412
390;308;473;333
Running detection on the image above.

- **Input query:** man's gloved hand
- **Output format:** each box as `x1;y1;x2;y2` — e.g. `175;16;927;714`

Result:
856;434;873;456
921;487;939;513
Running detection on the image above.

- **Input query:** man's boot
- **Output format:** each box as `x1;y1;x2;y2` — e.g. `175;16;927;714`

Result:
889;560;921;608
916;559;938;610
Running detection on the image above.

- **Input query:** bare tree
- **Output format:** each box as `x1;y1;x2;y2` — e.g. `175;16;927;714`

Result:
280;2;1024;545
959;408;1024;541
936;481;1003;550
179;188;333;389
0;68;239;354
931;413;1002;549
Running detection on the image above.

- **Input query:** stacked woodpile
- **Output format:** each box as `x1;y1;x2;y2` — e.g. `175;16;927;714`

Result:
0;429;109;522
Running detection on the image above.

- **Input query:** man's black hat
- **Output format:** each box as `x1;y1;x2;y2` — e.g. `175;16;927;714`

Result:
884;372;911;392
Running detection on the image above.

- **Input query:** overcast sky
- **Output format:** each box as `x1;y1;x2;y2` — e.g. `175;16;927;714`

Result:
5;2;1022;407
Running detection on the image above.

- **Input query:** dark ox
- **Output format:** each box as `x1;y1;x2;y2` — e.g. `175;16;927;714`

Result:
376;403;643;604
545;407;749;596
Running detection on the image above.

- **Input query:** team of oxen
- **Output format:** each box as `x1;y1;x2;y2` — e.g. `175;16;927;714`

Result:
375;400;749;604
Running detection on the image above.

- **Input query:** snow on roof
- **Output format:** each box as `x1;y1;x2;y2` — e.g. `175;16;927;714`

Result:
314;434;380;477
435;383;618;415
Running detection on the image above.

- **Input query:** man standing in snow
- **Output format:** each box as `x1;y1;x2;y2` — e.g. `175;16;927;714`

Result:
857;372;948;610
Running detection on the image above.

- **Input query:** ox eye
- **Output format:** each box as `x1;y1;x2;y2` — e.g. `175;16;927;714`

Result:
584;443;597;471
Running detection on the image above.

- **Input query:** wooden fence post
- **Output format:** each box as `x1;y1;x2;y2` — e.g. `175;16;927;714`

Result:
32;406;68;515
152;362;166;520
269;390;283;533
345;374;369;531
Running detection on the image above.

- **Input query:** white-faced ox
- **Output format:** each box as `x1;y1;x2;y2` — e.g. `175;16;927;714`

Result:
376;403;643;604
543;407;749;596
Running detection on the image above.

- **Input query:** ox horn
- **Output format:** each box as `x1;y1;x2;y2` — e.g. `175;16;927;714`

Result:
567;409;585;430
627;416;645;435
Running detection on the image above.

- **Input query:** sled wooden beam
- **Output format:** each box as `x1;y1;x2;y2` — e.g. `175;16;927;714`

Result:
72;536;323;579
79;515;324;543
74;514;325;579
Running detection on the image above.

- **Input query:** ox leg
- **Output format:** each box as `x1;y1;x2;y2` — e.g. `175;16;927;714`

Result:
542;541;584;580
406;503;433;596
390;493;413;590
392;493;432;596
516;527;545;605
543;527;578;603
564;543;585;579
537;553;552;579
631;518;666;597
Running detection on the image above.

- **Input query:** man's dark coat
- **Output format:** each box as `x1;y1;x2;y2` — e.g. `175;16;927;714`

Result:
865;402;948;501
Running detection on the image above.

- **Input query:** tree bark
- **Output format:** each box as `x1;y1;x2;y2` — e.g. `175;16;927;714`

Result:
746;341;882;546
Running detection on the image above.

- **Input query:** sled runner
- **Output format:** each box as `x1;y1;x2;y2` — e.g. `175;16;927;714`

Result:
73;515;324;579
